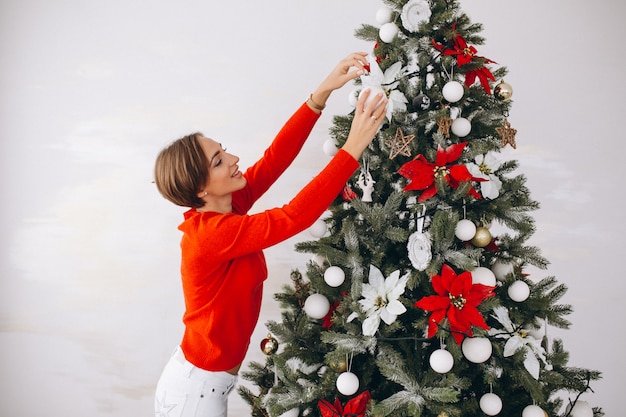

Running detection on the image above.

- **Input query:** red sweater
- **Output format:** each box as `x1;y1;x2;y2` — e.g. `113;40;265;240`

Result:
177;103;359;371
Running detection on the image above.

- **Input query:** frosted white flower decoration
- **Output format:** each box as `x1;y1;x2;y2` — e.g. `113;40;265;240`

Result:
489;306;550;379
348;265;409;336
360;56;408;122
467;151;503;199
401;0;432;32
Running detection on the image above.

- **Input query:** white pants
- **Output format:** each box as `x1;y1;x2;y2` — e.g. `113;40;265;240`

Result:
155;347;238;417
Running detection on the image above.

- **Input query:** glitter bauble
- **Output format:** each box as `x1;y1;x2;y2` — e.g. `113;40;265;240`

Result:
471;226;492;247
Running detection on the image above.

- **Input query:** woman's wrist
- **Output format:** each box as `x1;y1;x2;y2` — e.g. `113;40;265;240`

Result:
306;93;326;113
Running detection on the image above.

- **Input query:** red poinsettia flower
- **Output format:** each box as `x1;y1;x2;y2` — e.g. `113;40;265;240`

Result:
432;22;496;93
319;390;371;417
398;142;484;202
415;264;495;344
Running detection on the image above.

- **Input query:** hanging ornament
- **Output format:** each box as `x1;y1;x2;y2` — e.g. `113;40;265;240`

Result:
522;405;546;417
496;119;518;149
462;337;492;363
494;80;513;101
437;115;453;138
304;293;331;319
309;219;328;238
356;159;376;202
324;266;346;287
479;393;503;416
375;6;393;24
451;117;471;137
260;333;279;355
329;358;348;373
323;138;339;156
566;400;594;417
508;280;530;302
412;93;431;111
471;267;496;287
491;260;515;280
442;80;464;103
471;226;492;247
385;127;416;160
455;219;477;241
379;22;398;43
336;371;359;396
429;348;454;373
407;205;431;271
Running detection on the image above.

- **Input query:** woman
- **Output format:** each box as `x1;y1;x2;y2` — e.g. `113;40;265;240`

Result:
153;52;387;417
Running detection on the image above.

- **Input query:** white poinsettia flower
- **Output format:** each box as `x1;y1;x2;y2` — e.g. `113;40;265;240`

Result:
354;265;409;336
467;151;503;199
489;306;549;379
401;0;432;32
360;56;408;122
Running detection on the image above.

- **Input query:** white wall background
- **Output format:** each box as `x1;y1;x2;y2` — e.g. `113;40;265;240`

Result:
1;1;623;416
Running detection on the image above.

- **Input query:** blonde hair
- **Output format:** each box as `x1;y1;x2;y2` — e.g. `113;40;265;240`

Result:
154;132;208;208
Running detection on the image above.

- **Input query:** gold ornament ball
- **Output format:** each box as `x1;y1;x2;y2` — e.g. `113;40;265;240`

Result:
260;334;279;355
329;358;348;372
494;81;513;101
471;227;492;247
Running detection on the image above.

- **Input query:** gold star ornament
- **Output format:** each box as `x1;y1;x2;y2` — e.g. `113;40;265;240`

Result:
385;127;416;159
437;116;453;138
496;119;518;149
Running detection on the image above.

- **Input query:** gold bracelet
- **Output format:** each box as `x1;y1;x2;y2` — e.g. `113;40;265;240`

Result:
307;93;326;111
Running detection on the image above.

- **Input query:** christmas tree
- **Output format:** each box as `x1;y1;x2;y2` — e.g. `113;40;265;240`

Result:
238;1;603;416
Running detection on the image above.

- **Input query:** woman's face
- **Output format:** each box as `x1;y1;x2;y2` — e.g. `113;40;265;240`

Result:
197;136;246;200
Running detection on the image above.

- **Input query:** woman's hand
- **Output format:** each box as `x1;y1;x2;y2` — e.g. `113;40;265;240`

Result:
341;88;387;161
308;52;369;113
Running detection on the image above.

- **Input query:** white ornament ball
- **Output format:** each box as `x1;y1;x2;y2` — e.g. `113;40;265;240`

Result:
309;219;327;238
312;254;326;267
375;6;393;24
303;294;330;319
324;266;345;287
471;267;496;287
508;280;530;302
462;337;492;363
336;371;359;396
451;117;471;137
455;219;477;241
359;86;386;110
567;400;593;417
522;405;545;417
442;80;464;103
348;89;358;107
479;393;503;416
491;261;514;281
379;22;398;43
323;138;338;156
429;349;454;373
